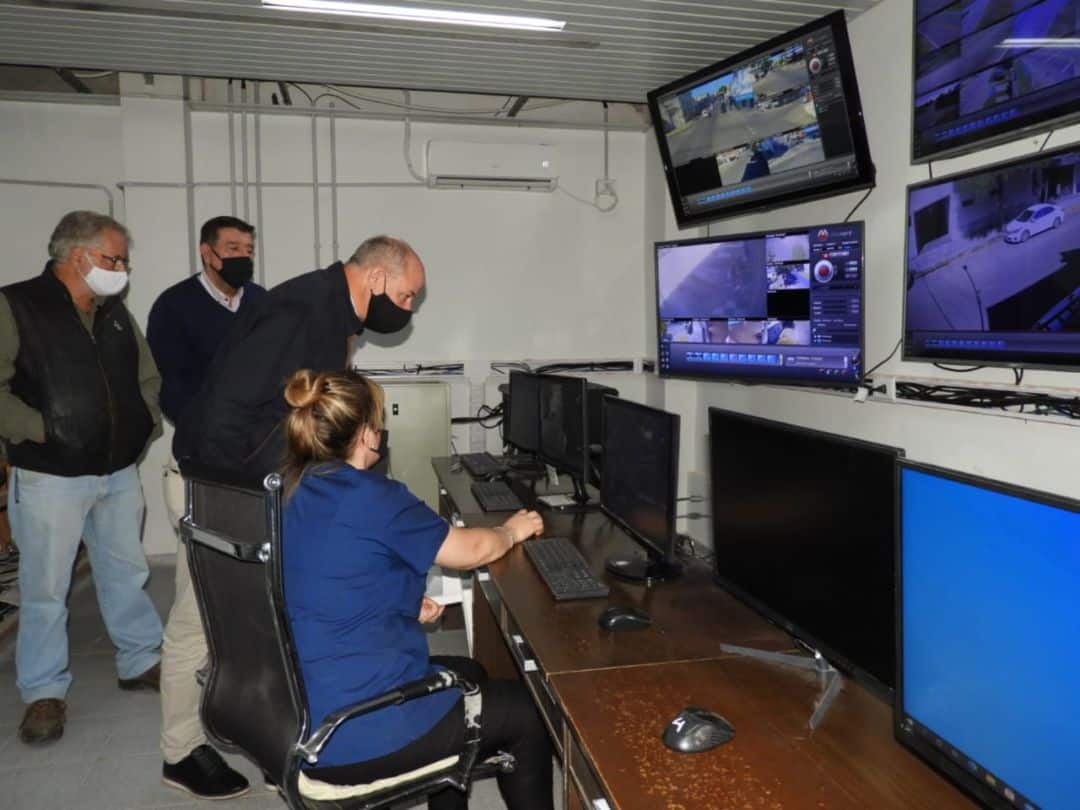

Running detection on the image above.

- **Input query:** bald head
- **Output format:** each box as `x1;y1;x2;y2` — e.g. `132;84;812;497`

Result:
344;235;425;323
348;236;418;277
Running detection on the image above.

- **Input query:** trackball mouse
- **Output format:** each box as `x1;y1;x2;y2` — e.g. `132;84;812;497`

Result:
597;605;652;631
661;706;735;753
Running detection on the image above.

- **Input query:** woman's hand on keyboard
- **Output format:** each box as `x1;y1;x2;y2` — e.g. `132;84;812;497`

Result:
503;509;544;545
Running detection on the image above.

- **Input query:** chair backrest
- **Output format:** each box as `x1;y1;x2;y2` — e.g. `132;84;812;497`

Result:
179;460;310;785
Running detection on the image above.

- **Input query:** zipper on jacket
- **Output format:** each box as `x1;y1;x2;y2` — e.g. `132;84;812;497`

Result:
78;306;117;472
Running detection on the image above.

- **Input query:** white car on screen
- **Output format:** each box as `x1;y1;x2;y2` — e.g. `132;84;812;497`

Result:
1003;204;1064;244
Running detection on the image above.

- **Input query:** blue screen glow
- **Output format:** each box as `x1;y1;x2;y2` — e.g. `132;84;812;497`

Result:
901;467;1080;809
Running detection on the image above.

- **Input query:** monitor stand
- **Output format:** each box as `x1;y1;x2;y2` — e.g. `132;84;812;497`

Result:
505;454;546;475
604;554;683;584
570;475;590;505
504;458;547;482
718;642;841;730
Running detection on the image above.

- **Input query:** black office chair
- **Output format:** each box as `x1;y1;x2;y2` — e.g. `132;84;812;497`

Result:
177;459;514;809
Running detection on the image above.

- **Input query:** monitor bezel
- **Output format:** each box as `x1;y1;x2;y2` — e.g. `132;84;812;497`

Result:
893;459;1080;809
909;1;1080;164
536;373;590;483
599;396;681;566
708;406;902;700
646;10;876;229
654;220;867;389
506;370;541;454
901;141;1080;371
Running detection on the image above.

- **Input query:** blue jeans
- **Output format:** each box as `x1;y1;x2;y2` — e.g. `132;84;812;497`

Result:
9;464;163;703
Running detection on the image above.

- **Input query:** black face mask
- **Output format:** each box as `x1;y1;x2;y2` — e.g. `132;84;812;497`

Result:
210;249;254;290
364;291;412;334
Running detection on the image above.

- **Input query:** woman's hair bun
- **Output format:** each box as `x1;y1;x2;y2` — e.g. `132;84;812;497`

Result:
284;369;324;409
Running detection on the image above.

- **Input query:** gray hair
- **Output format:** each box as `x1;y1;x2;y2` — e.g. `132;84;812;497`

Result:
347;235;415;276
48;211;132;262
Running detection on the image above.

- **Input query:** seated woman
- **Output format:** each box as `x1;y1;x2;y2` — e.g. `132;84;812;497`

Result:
280;368;553;810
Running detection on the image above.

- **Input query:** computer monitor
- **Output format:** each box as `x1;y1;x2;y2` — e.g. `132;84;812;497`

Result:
646;10;875;227
600;397;681;583
709;408;900;694
903;143;1080;370
537;374;590;502
506;371;540;454
896;462;1080;810
912;0;1080;162
656;221;865;388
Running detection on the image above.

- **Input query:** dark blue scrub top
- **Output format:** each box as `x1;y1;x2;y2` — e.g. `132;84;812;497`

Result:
282;463;457;766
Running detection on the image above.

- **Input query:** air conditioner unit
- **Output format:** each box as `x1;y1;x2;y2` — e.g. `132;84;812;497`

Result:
425;140;557;192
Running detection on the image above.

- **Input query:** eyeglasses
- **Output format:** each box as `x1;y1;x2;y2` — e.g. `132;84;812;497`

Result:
93;250;133;272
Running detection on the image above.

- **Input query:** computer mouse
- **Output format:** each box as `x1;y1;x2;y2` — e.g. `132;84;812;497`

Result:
661;706;735;753
597;605;652;632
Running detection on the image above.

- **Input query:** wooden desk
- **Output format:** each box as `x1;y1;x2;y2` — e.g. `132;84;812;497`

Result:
553;659;974;810
431;458;974;810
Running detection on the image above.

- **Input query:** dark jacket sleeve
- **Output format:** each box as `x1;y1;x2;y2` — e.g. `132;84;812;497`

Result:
146;292;191;426
176;300;311;476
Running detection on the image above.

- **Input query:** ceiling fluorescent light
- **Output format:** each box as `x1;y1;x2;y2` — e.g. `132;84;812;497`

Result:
261;0;566;31
998;38;1080;48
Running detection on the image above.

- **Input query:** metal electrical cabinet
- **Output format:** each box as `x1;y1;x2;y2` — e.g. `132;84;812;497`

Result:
380;380;470;628
381;380;451;511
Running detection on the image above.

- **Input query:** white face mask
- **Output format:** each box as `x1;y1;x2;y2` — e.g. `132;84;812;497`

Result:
82;260;129;297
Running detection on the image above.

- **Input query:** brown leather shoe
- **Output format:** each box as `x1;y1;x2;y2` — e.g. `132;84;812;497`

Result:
118;662;160;692
19;698;66;745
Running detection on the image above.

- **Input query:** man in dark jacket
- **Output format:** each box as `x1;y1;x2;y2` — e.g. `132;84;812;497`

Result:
147;215;264;800
164;235;422;795
0;211;163;746
174;235;425;477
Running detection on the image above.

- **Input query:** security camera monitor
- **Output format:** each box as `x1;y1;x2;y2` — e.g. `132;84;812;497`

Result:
897;461;1080;809
913;0;1080;162
647;10;875;227
506;371;540;454
656;222;864;388
903;143;1080;369
710;407;901;695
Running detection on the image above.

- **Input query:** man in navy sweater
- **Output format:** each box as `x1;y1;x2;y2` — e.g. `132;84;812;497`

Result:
146;216;265;800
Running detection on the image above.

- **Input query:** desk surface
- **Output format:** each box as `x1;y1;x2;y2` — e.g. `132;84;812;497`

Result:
432;457;973;810
434;457;792;674
552;657;976;810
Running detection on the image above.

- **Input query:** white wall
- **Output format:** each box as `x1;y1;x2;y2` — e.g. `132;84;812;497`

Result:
5;0;1078;558
653;0;1080;549
0;95;650;554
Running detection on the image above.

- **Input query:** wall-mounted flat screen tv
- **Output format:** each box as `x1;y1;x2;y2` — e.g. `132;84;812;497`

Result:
656;221;864;387
646;11;875;228
904;142;1080;369
913;0;1080;162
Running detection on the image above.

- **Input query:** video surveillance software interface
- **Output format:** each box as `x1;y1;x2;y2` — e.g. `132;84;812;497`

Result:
905;146;1080;366
913;0;1080;160
655;20;863;218
657;223;863;384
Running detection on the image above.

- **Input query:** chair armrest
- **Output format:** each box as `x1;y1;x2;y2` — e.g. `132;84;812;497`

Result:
294;669;476;765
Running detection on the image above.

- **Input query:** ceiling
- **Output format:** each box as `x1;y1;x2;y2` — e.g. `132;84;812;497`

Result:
0;0;880;103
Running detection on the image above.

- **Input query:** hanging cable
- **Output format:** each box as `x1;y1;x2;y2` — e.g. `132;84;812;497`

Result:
864;337;903;378
844;187;873;222
932;362;985;372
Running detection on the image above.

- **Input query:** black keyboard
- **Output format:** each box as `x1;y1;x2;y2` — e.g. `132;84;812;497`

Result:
459;452;504;478
470;480;524;512
524;537;610;601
